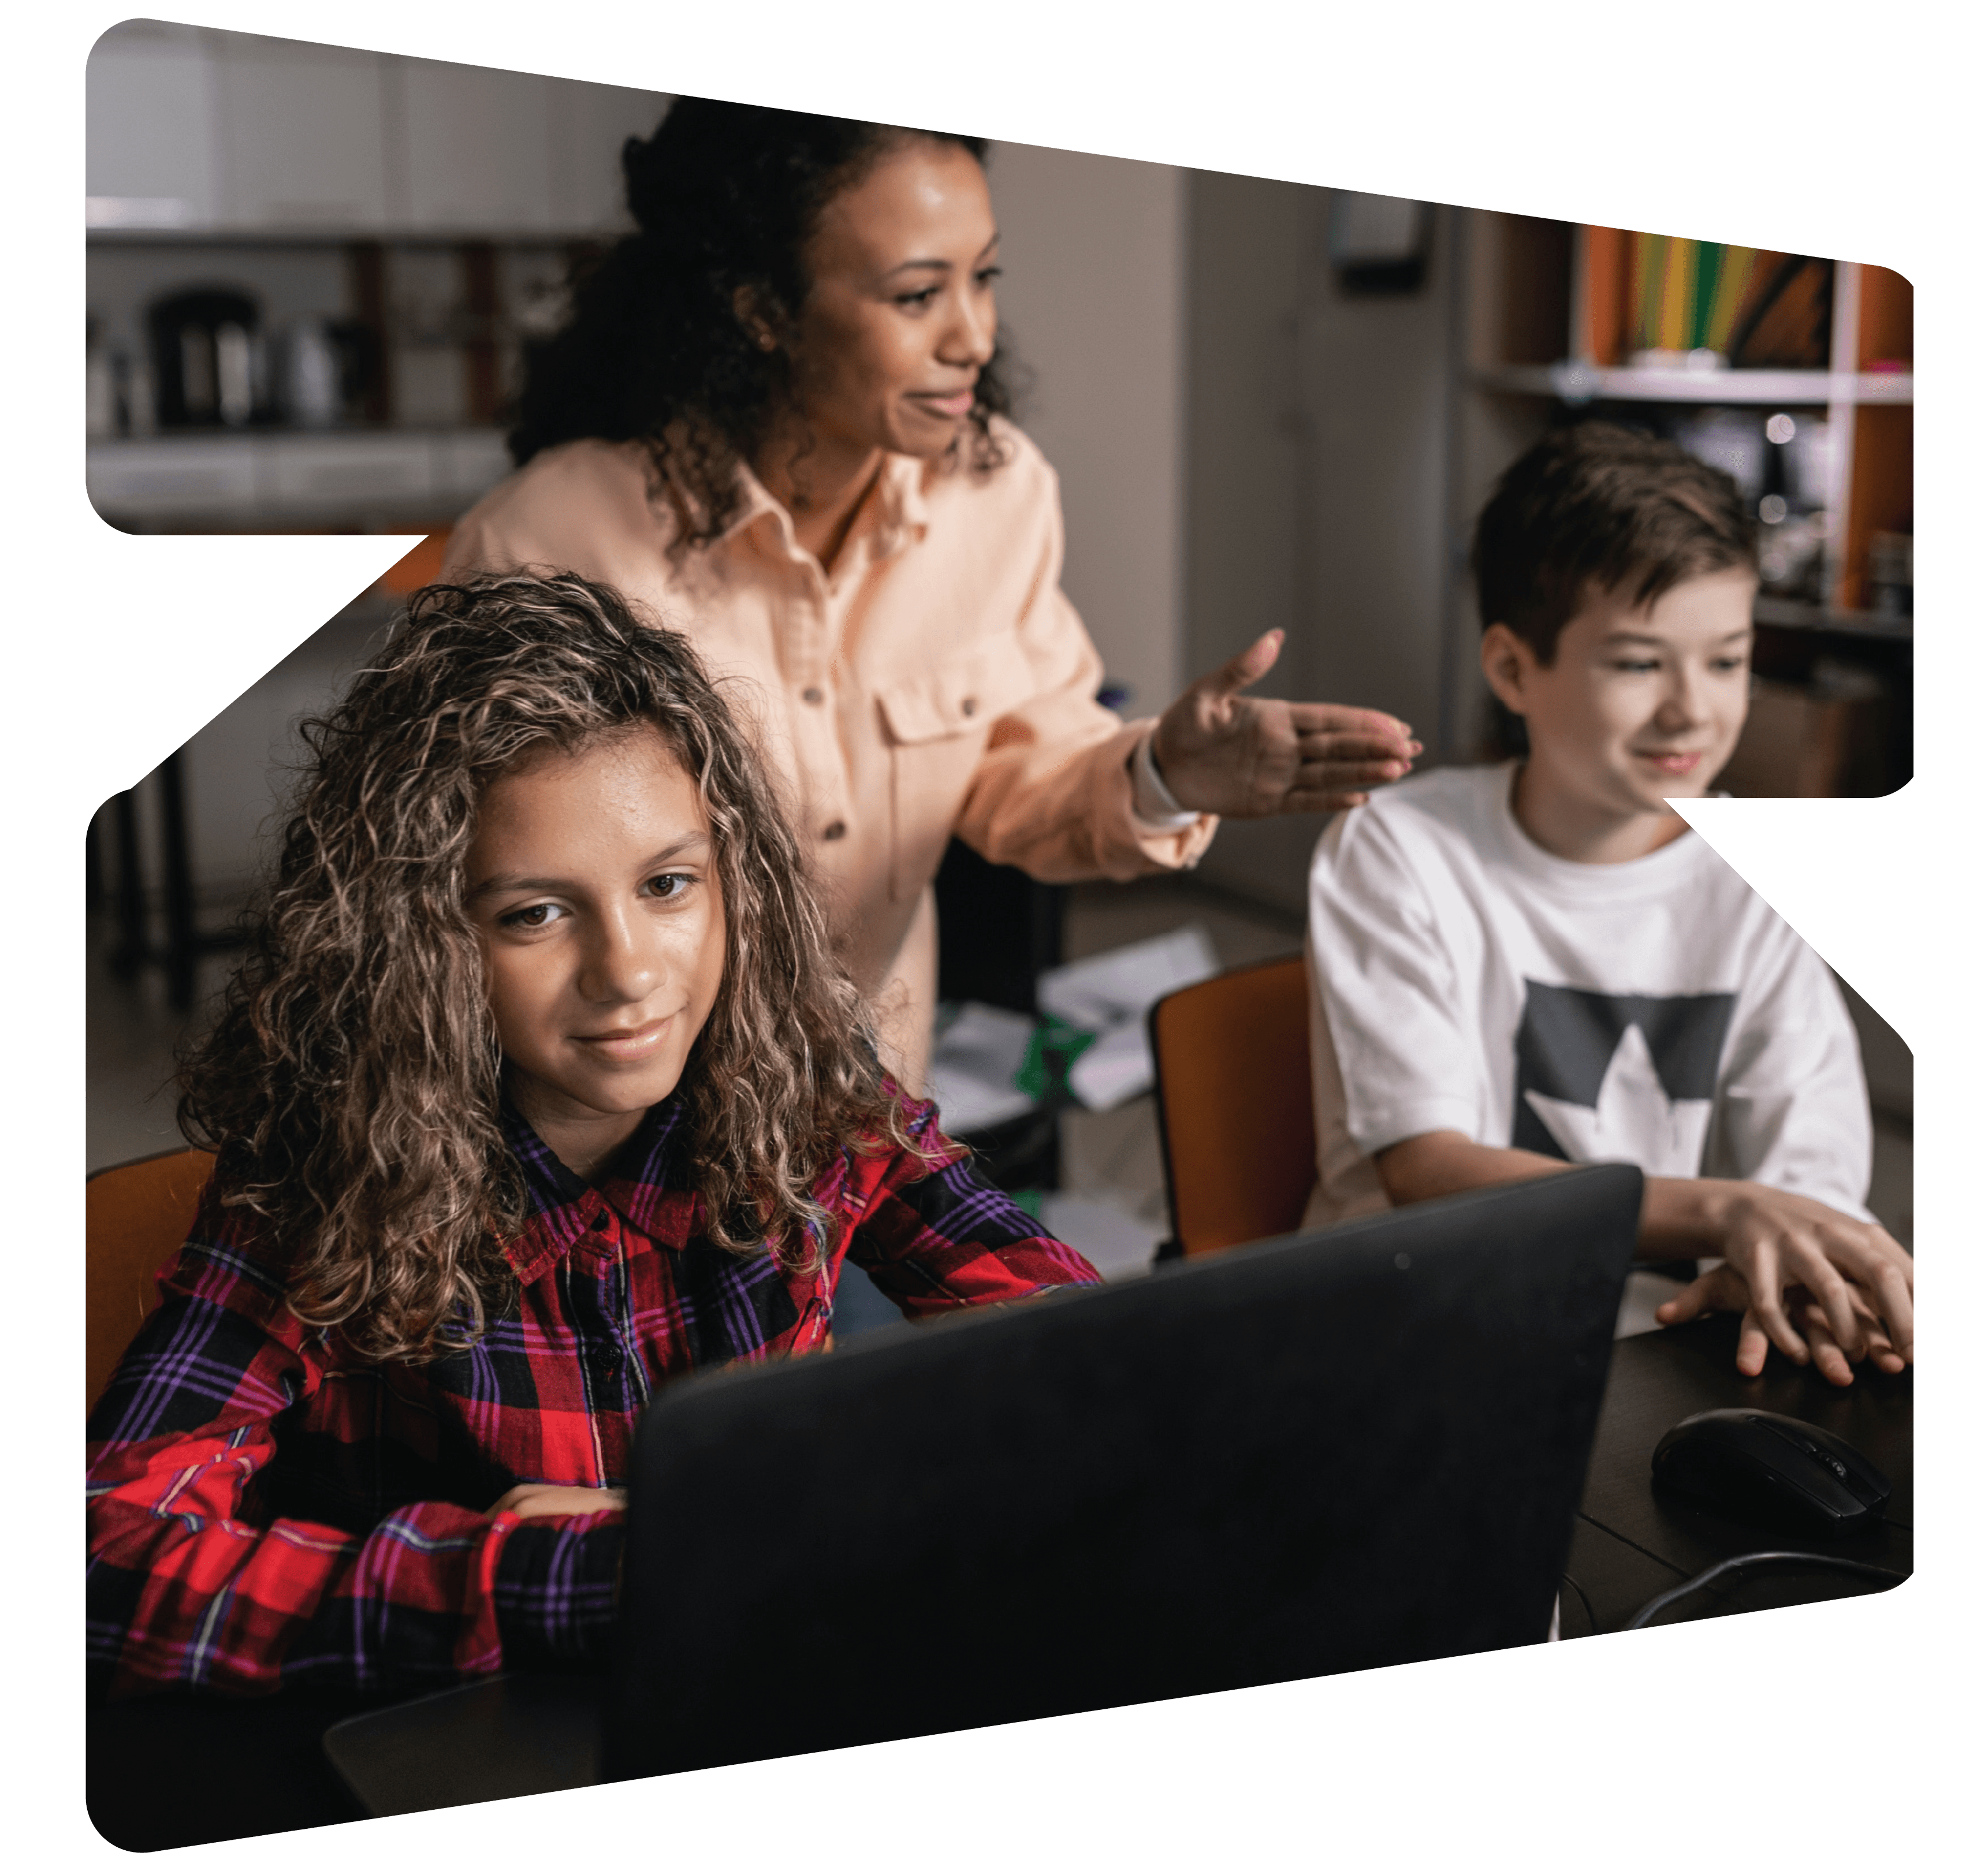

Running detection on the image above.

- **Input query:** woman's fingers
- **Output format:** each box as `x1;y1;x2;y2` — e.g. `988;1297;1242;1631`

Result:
1294;726;1419;761
1288;704;1419;750
1293;759;1413;794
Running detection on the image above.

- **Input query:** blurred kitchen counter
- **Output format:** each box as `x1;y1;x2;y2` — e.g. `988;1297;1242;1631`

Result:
87;426;512;531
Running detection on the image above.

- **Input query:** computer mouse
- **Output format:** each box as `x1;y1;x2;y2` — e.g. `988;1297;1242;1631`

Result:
1650;1408;1891;1538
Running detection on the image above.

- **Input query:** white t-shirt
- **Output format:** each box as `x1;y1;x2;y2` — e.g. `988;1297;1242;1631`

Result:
1304;761;1872;1229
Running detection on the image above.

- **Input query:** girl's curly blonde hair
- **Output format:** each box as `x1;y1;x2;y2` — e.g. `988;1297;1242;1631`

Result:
178;572;918;1362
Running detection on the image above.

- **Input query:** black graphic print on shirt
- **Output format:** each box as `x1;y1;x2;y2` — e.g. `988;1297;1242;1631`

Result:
1510;981;1737;1176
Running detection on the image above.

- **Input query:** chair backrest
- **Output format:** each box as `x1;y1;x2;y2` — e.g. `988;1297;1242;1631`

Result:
1148;954;1315;1257
380;528;452;595
87;1147;215;1412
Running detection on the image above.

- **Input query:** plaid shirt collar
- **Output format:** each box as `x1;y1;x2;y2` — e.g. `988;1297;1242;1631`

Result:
500;1094;705;1284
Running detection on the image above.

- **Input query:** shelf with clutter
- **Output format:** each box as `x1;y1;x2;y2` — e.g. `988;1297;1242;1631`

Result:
1450;214;1911;799
82;229;574;532
84;20;669;534
83;235;565;533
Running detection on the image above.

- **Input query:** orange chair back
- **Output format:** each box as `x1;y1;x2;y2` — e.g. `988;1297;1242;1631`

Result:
379;529;452;595
86;1148;215;1412
1149;955;1315;1257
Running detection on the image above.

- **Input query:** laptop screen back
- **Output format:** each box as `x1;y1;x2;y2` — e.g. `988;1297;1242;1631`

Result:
604;1162;1641;1781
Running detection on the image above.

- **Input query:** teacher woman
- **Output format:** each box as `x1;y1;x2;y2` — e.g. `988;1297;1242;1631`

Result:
444;100;1419;1088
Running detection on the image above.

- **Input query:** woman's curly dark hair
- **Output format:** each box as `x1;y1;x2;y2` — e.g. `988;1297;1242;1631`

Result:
177;573;925;1364
508;97;1015;554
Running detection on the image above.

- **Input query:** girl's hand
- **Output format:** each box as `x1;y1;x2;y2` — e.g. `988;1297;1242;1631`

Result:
487;1483;628;1521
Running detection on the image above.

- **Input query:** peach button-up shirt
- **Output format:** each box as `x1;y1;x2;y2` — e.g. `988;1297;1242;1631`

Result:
441;420;1215;1089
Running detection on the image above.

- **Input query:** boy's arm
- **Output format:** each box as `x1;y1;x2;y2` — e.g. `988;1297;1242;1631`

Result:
1650;914;1909;1378
1373;1131;1912;1385
1306;807;1486;1175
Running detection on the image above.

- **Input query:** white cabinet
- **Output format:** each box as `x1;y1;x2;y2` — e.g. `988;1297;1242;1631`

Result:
549;81;671;234
88;435;259;516
389;58;557;234
393;63;666;236
85;22;221;228
87;430;515;525
265;433;436;509
86;24;667;237
213;34;391;230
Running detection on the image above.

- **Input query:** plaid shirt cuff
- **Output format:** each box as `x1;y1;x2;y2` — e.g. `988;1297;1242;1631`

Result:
490;1511;624;1670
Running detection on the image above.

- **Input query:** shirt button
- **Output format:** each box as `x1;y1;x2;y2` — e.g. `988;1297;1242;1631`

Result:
801;686;825;705
822;820;847;841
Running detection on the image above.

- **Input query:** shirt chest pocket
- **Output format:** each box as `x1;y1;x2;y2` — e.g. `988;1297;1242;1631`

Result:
874;639;1037;904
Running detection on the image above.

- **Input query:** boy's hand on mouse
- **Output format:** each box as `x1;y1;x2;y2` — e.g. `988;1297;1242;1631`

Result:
487;1483;629;1522
1647;1180;1912;1377
1152;629;1420;817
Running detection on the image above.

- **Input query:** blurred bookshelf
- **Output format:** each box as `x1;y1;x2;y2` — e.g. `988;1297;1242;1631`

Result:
1446;213;1912;798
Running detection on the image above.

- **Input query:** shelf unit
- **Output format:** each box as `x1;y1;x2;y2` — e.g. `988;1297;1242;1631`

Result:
85;21;670;534
1444;211;1912;797
1470;363;1911;408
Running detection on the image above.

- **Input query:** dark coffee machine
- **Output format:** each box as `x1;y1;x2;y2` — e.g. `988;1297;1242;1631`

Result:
146;286;263;428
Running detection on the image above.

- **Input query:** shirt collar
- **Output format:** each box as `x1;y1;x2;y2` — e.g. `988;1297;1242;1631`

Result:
500;1093;699;1281
713;451;932;563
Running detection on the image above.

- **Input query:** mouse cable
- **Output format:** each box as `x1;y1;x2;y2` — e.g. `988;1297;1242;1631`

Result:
1624;1551;1909;1632
1559;1572;1596;1638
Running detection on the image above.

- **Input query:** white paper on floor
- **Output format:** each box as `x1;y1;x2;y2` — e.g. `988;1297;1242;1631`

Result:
925;1001;1038;1134
1037;924;1223;1112
1039;1192;1164;1281
1065;1022;1155;1112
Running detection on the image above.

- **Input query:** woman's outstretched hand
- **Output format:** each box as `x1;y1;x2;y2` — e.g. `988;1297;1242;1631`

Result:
1151;629;1420;817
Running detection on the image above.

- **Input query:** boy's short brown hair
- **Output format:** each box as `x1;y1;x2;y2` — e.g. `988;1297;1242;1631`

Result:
1471;422;1757;665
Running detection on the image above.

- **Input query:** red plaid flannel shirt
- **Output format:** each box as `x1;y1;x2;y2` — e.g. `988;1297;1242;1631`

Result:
87;1090;1099;1697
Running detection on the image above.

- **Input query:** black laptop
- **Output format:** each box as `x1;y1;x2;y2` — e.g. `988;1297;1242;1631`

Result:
327;1163;1641;1810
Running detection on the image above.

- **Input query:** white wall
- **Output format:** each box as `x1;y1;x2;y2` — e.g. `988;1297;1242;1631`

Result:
1183;175;1455;915
986;142;1187;720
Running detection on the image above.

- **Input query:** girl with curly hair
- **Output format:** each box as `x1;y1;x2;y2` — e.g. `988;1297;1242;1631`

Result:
87;573;1098;1699
445;98;1421;1089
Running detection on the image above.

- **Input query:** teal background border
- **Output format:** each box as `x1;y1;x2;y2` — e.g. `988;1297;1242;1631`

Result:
23;3;1980;1853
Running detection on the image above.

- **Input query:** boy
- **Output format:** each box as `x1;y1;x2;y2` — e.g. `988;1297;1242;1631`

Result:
1304;423;1912;1385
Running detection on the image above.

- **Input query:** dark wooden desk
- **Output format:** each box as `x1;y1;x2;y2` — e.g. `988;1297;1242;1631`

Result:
87;1315;1912;1842
1558;1314;1911;1636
